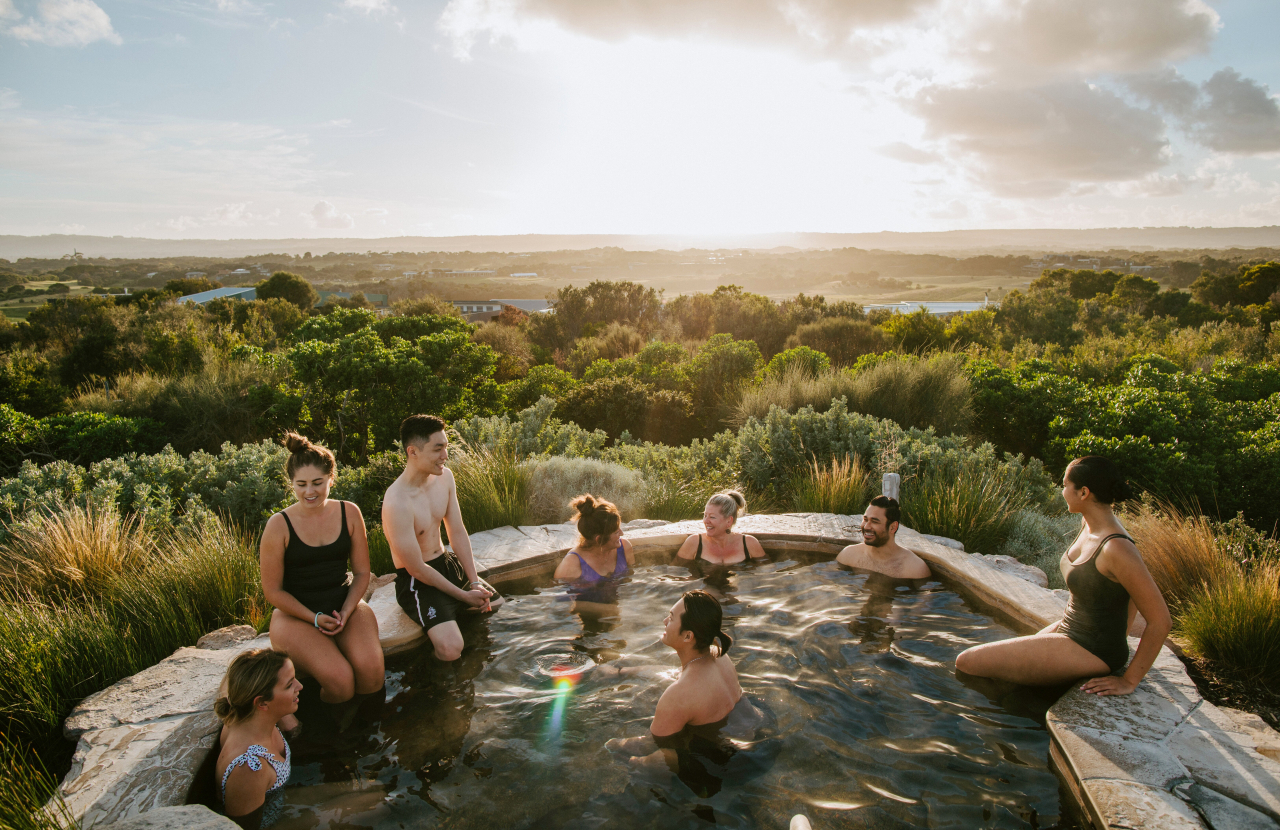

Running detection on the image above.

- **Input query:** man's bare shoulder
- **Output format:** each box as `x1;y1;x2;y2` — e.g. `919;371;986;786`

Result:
836;543;867;566
894;546;932;579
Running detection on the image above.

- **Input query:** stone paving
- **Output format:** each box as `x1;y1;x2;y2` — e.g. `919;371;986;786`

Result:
70;514;1280;830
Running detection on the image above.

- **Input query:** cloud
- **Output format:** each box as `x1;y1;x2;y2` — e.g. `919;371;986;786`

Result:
307;200;355;229
4;0;121;46
960;0;1218;79
1129;68;1280;154
164;202;280;232
913;81;1169;196
877;142;941;165
439;0;935;58
364;207;388;215
0;88;19;109
342;0;394;12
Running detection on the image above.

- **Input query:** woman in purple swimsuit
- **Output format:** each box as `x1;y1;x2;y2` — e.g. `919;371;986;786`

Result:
553;494;635;612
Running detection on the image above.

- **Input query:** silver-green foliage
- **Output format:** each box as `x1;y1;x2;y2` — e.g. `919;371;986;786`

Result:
997;509;1080;589
526;456;646;524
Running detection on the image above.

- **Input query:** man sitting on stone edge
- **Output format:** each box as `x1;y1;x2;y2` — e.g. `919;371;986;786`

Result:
836;496;931;579
383;414;502;662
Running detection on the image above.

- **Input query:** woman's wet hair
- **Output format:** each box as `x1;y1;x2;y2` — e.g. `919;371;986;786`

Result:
214;649;290;724
706;490;746;520
570;493;621;550
1065;456;1134;505
679;590;732;655
283;432;336;481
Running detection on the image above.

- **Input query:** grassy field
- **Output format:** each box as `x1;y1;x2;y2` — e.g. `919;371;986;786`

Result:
1;282;96;320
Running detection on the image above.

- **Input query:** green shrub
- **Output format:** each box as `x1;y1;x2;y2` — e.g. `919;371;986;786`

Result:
731;364;858;428
0;405;165;473
1176;561;1280;686
553;375;652;442
682;333;763;434
366;523;395;576
788;454;873;515
785;317;890;367
900;456;1034;554
332;449;402;522
502;365;578;413
526;456;645;525
765;345;831;379
879;309;946;353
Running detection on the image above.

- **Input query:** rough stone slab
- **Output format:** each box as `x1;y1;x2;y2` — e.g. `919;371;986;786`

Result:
1167;723;1280;821
195;626;257;650
1175;782;1280;830
969;553;1048;588
95;805;240;830
921;533;965;551
369;581;427;654
64;636;270;738
1048;674;1198;745
61;711;221;830
1193;708;1280;765
1086;779;1207;829
1051;724;1189;789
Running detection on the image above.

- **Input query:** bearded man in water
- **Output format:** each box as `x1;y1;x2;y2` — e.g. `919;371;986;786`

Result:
382;415;500;662
835;496;931;579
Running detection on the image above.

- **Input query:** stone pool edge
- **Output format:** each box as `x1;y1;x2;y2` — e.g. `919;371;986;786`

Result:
61;513;1279;830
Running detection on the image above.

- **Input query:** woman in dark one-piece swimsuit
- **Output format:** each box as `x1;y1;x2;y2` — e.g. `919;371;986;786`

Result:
955;456;1171;696
260;433;384;704
676;490;768;565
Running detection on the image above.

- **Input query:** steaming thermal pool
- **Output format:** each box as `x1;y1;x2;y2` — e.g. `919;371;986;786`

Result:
267;551;1082;829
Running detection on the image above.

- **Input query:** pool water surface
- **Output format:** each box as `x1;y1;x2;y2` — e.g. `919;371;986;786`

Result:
273;552;1082;829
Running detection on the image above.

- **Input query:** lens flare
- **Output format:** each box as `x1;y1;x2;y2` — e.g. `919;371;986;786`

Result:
544;672;581;744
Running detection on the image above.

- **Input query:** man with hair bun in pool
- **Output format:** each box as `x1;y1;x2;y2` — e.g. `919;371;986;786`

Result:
836;495;931;579
383;414;502;664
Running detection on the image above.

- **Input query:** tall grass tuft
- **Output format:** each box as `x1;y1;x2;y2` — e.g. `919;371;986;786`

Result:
788;455;873;515
0;505;265;788
642;478;718;522
0;503;155;600
901;457;1030;554
1122;501;1239;610
366;524;395;576
1176;561;1280;685
0;733;75;830
526;456;645;524
449;442;533;531
731;364;857;427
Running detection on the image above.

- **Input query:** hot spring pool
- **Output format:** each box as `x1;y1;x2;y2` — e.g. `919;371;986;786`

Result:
269;551;1082;829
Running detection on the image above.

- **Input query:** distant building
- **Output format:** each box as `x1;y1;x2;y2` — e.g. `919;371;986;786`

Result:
185;271;206;278
510;272;538;278
490;299;553;314
176;286;257;305
226;268;252;279
446;270;496;277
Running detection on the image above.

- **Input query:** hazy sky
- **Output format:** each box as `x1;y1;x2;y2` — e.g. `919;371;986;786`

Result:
1;0;1278;239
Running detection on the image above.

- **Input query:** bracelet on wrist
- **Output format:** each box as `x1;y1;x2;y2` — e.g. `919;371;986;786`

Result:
313;611;321;629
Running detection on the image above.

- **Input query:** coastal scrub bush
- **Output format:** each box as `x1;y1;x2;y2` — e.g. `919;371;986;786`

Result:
554;375;651;442
502;364;578;414
845;353;972;436
730;365;858;428
784;317;890;367
765;345;830;379
682;334;762;434
996;509;1079;589
879;309;947;353
527;456;645;525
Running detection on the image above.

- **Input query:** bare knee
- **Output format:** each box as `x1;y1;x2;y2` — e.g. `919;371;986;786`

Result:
955;646;984;676
318;663;356;702
434;642;463;662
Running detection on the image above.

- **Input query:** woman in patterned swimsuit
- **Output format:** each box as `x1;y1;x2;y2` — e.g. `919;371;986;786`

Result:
214;649;301;830
956;456;1172;696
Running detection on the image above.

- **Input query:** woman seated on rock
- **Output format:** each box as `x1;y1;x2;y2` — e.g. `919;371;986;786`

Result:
215;648;301;830
608;590;770;793
260;433;384;706
676;490;767;565
956;456;1171;695
553;494;635;614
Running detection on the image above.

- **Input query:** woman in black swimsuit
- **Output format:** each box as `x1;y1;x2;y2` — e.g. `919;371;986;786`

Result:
261;433;384;704
676;490;767;565
956;456;1171;695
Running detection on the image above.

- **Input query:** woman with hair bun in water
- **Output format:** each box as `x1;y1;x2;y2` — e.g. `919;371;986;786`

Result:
676;490;767;565
260;433;384;708
553;494;635;614
214;649;301;830
956;456;1171;695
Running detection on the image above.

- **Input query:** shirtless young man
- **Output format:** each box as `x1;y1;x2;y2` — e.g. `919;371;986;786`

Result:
382;415;498;662
835;496;931;579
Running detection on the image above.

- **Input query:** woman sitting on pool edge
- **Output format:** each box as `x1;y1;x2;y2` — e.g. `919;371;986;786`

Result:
214;648;301;830
553;494;635;614
955;456;1171;696
259;433;384;707
676;490;767;565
